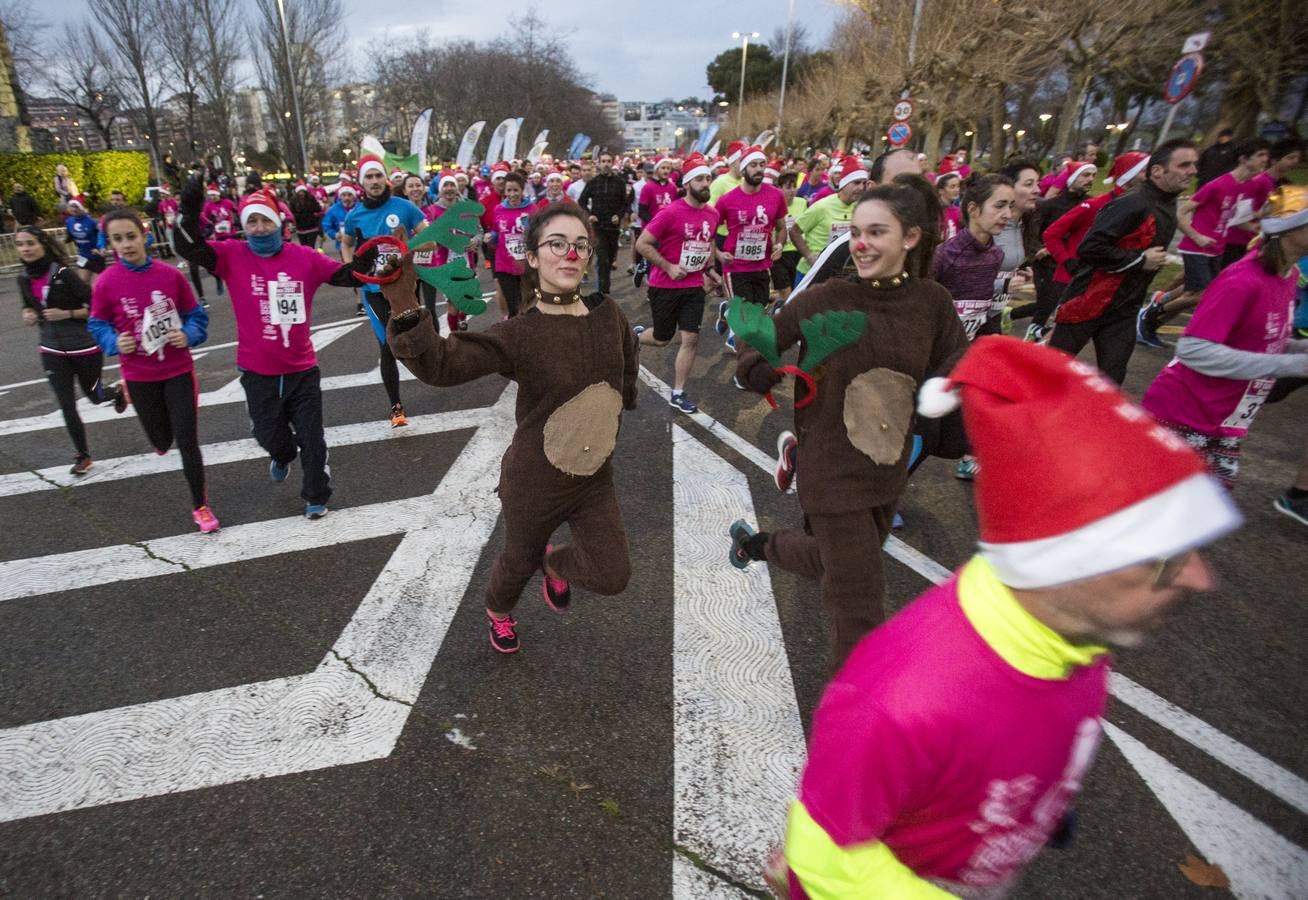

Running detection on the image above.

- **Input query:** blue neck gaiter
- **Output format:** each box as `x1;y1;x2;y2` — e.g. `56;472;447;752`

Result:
121;257;153;273
247;231;283;258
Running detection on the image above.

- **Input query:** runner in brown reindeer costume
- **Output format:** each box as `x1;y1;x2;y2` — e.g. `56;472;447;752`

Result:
373;203;640;654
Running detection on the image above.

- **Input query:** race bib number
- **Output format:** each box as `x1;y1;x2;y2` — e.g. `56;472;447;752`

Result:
735;229;767;262
267;277;307;325
784;214;796;230
504;234;527;260
829;220;851;241
679;240;712;273
140;301;181;355
1220;377;1273;433
214;220;232;234
413;249;435;266
955;300;990;342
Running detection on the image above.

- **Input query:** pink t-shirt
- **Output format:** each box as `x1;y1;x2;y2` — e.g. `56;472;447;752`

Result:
1223;172;1277;251
486;202;533;275
643;199;721;290
1142;254;1296;437
811;186;835;203
638;179;677;221
715;183;788;274
202;199;238;239
210;240;343;375
798;577;1108;895
1177;172;1241;256
158;197;179;227
90;261;198;382
415;204;452;268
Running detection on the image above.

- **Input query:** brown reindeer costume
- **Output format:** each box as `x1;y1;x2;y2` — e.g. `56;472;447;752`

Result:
381;254;640;616
736;275;969;667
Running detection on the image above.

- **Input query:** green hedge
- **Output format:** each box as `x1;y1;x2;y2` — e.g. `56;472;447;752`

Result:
0;150;150;214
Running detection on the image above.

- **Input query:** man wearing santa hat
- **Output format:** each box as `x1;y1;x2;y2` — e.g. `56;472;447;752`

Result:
341;153;428;428
772;336;1240;899
174;177;375;519
1048;138;1198;385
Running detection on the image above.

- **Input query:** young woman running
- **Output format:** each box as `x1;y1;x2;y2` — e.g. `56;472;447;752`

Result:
730;184;969;670
378;202;640;654
932;174;1014;480
87;210;216;531
16;226;127;474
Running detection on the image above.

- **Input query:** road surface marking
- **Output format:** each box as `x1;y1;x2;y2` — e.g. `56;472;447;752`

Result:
672;424;805;896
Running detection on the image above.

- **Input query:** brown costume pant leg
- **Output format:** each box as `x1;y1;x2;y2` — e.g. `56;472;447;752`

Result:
547;481;631;596
486;479;630;615
766;504;896;669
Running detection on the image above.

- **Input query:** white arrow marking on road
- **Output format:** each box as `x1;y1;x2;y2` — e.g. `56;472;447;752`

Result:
671;424;806;896
0;406;491;498
1103;723;1308;899
0;386;514;822
0;322;365;437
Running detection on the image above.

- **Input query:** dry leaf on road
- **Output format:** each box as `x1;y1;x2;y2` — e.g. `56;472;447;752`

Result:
1178;853;1230;888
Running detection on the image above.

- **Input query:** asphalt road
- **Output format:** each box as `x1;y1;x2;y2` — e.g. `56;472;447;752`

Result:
0;253;1304;899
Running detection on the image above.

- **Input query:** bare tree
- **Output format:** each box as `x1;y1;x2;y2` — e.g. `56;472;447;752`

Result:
194;0;243;170
157;0;206;159
251;0;343;172
91;0;164;168
45;24;124;149
1208;0;1308;137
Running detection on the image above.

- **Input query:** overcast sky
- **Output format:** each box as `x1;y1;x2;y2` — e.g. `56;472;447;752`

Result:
34;0;840;102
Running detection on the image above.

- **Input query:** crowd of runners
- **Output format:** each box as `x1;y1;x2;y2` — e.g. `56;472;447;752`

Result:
11;121;1308;897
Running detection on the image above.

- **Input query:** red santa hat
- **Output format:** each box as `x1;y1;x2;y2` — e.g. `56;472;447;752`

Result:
1105;151;1149;186
654;155;675;170
438;169;459;189
916;338;1241;588
681;153;713;182
389;166;405;180
837;155;869;189
294;180;307;192
491;162;511;180
1063;161;1097;190
336;183;359;198
239;187;283;228
764;159;782;182
357;154;386;179
545;170;565;183
738;144;767;169
725;140;747;165
205;183;221;197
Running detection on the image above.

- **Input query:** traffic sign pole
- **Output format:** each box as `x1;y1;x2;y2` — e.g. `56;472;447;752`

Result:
1158;50;1203;144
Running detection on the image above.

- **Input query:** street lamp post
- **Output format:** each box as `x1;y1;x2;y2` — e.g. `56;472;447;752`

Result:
730;31;760;135
777;0;795;146
275;0;310;176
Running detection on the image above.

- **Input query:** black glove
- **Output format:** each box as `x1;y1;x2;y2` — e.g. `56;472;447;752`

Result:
179;175;204;222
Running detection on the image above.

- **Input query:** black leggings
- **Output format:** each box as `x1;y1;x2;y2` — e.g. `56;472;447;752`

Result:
366;293;402;406
128;372;207;508
188;264;207;300
296;231;318;246
43;351;111;457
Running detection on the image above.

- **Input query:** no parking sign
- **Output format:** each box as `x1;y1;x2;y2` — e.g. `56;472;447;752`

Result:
887;122;912;147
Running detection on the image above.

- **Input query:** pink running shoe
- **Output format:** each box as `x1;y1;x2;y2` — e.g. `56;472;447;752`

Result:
542;544;571;613
487;609;520;653
192;505;221;533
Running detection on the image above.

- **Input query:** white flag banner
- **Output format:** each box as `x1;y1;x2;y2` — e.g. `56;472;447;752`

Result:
361;135;386;159
526;141;549;163
409;108;433;171
530;128;549;149
502;117;523;162
455;121;486;170
485;118;515;164
754;129;776;150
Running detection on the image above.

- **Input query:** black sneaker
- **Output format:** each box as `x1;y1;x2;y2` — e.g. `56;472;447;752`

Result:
112;382;129;414
633;258;648;289
729;519;757;570
487;610;520;653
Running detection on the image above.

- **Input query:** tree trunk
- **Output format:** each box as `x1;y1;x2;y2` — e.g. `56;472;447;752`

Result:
923;111;944;166
989;84;1007;167
1054;66;1093;155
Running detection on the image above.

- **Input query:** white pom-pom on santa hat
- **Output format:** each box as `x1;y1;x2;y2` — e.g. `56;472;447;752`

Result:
916;376;961;418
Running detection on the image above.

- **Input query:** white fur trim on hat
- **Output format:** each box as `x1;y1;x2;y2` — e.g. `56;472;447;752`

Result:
357;156;386;179
739;148;767;169
545;171;564;182
682;163;713;182
240;198;281;228
980;472;1241;588
439;174;458;189
838;168;870;190
337;183;358;196
917;377;961;418
1106;156;1149;186
1066;163;1096;188
1262;207;1308;235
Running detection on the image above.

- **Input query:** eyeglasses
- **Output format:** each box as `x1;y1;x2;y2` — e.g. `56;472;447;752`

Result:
1151;553;1190;589
541;238;593;258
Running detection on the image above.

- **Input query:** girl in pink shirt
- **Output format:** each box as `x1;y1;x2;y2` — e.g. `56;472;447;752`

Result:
1142;187;1308;487
88;210;217;532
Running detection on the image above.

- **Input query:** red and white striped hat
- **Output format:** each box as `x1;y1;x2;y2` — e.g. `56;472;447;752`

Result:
357;154;386;179
239;187;283;227
837;155;869;189
917;337;1241;588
